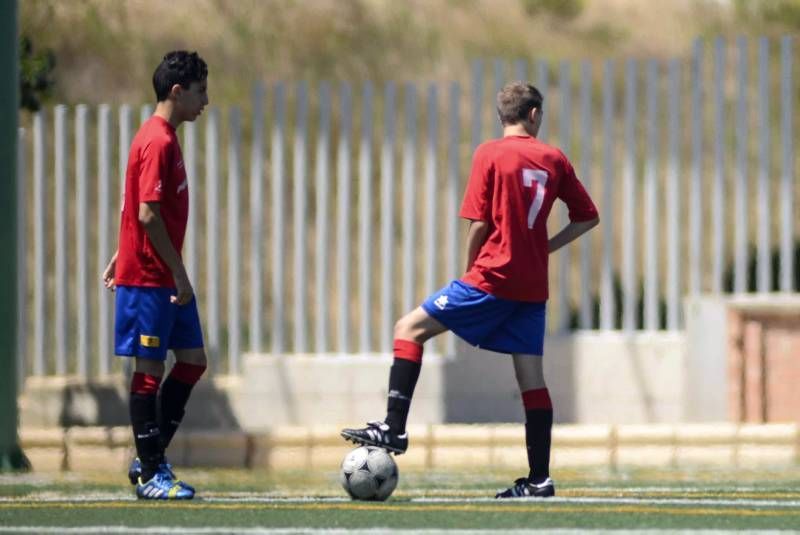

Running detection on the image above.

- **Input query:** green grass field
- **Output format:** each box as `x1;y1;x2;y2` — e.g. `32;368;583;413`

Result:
2;466;800;532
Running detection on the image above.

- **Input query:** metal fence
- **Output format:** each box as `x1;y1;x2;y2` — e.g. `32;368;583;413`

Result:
16;36;797;378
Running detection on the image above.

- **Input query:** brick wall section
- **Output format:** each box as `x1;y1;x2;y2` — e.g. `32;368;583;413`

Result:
728;304;800;423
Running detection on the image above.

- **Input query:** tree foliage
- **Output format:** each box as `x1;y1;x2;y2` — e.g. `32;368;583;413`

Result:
19;35;56;112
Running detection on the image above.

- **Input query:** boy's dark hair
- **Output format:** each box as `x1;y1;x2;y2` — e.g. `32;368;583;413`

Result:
496;82;544;126
152;50;208;102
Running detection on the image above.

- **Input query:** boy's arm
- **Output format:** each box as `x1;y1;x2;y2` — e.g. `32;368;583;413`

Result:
548;217;599;254
102;250;118;290
139;201;193;305
463;219;490;273
551;154;599;253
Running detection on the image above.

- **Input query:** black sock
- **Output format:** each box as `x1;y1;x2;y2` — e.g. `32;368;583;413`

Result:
384;358;421;434
130;391;163;482
522;387;553;483
158;362;206;451
158;376;193;451
525;410;553;482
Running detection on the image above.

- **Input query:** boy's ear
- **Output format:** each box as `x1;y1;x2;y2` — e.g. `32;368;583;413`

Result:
169;83;183;99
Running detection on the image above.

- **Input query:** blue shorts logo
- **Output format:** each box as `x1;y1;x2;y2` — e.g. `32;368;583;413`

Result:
433;295;449;310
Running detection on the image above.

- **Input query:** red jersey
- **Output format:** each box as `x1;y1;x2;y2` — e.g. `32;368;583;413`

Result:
460;135;598;302
115;116;189;288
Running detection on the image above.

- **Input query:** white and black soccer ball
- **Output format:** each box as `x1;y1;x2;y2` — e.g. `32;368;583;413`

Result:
339;446;399;501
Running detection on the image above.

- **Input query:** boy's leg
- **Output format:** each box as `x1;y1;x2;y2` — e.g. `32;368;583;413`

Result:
159;348;207;451
130;357;165;483
341;307;446;453
384;307;447;434
160;296;207;451
512;354;552;483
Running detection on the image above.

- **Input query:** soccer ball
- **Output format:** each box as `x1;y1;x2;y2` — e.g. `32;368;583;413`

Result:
339;446;399;501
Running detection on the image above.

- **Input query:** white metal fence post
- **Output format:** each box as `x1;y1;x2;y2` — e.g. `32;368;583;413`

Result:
401;84;418;314
621;60;638;332
689;40;704;295
54;105;68;374
358;82;374;353
780;36;795;292
424;84;439;298
734;37;749;294
205;108;221;369
227;107;242;372
578;61;593;329
97;105;112;375
379;82;396;354
75;104;90;377
445;81;460;354
32;112;46;376
557;61;572;332
756;37;772;293
16;128;27;384
249;82;265;353
712;37;727;295
600;60;616;330
536;60;549;141
272;84;287;355
335;83;352;353
315;82;332;353
493;59;504;139
643;61;660;331
293;83;309;354
470;59;483;150
665;60;682;330
183;121;197;283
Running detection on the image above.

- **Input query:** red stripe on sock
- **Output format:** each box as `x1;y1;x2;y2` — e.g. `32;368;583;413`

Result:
393;339;423;363
170;362;207;385
522;388;552;410
131;373;160;395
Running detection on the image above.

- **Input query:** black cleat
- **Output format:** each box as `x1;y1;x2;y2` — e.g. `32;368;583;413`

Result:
495;477;555;499
340;420;409;455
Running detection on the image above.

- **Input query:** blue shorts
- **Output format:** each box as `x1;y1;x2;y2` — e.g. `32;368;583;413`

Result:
114;286;204;360
421;280;546;355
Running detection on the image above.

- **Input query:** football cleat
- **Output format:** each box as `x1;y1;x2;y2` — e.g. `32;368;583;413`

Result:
135;469;194;500
340;421;409;454
128;457;195;493
495;477;555;499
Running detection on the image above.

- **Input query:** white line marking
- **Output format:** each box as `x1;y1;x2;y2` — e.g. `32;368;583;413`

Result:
0;529;783;535
411;496;800;508
2;494;800;509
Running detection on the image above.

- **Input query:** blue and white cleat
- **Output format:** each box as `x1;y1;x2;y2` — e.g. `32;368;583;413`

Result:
136;469;194;500
128;457;195;493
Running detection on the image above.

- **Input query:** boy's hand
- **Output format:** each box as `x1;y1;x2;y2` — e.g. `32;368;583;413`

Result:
102;256;117;291
171;267;194;305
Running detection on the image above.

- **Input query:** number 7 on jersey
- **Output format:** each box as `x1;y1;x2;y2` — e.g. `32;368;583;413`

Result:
522;168;549;228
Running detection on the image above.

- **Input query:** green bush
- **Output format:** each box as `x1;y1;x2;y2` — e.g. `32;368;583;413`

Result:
19;35;55;112
520;0;584;21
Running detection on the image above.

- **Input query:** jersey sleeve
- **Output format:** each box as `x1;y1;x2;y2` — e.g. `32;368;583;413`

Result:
459;145;494;221
138;138;171;203
557;156;598;222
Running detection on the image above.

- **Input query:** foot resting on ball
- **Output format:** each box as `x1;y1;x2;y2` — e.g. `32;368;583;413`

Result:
340;421;408;454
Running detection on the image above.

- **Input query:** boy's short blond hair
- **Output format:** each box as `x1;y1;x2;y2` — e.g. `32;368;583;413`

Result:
496;82;544;126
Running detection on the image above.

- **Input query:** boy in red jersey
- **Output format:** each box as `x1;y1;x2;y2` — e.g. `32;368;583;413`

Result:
342;82;599;498
103;51;208;500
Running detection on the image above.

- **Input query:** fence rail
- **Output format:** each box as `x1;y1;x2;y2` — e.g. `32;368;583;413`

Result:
16;36;798;378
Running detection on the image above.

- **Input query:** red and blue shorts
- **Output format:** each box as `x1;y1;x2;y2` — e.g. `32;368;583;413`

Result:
421;280;546;356
114;285;204;360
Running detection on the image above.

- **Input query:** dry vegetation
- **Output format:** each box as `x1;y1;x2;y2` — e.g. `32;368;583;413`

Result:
19;0;795;105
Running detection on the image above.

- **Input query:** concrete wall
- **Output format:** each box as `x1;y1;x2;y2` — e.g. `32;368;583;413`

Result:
20;332;690;429
194;332;688;429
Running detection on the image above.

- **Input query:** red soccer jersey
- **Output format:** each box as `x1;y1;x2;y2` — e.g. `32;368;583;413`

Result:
115;116;189;288
460;135;598;302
